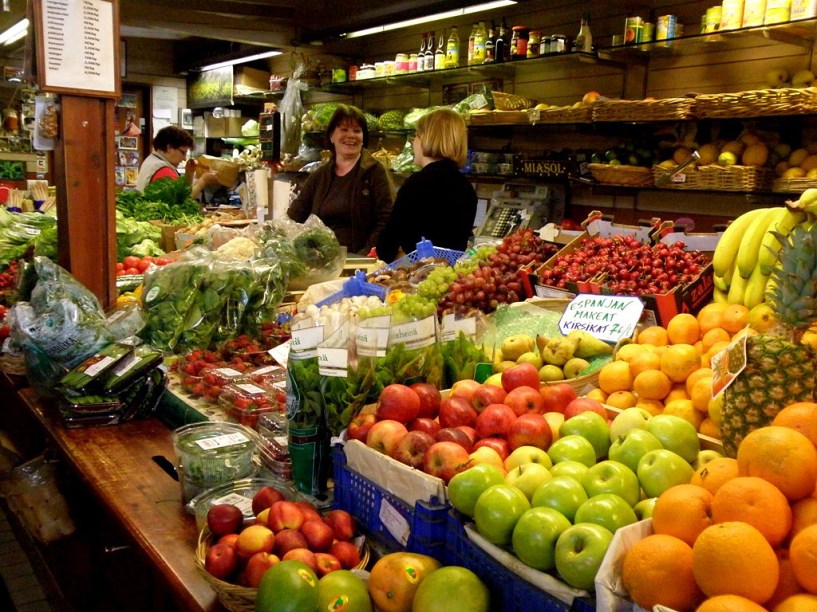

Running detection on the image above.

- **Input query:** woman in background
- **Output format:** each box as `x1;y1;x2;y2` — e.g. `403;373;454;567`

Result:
376;108;477;262
136;125;217;199
288;105;394;255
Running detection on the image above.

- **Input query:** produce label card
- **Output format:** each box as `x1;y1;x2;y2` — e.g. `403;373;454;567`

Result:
388;316;437;350
559;294;643;343
441;313;477;342
290;325;324;358
356;315;391;357
710;331;748;398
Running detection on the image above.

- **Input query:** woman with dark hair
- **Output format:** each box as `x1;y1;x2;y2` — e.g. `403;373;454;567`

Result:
136;125;218;199
288;105;394;255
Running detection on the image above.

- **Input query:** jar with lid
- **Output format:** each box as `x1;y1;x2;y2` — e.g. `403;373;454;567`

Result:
551;34;568;53
527;31;541;58
358;63;375;79
510;26;529;60
395;53;409;74
540;35;552;54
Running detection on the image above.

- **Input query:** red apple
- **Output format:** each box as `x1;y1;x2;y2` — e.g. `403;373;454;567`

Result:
376;383;421;423
293;500;323;524
217;533;240;549
540;383;578;414
507;413;553;451
501;362;541;392
366;419;408;456
392;430;436;469
438;397;478;429
323;510;356;541
236;524;275;559
251;486;286;516
505;386;546;416
423;441;473;483
469;446;506;471
450;379;481;402
205;542;239;580
244;551;280;588
314;552;342;576
329;540;361;569
283;548;318;572
274;528;308;557
347;413;376;443
268;501;305;533
408;417;441;437
471;384;508;413
299;519;335;552
475;403;517;439
474;437;511;461
434;427;474;452
563;397;608;420
207;503;244;537
410;382;442;419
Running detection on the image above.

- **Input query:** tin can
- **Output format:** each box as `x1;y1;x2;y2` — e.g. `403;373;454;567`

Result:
348;65;358;81
765;0;792;23
656;14;678;40
742;0;766;25
527;31;541;57
705;6;723;32
642;22;655;42
624;16;643;44
720;0;745;30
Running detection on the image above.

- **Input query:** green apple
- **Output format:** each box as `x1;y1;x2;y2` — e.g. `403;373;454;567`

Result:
554;523;614;590
539;364;566;382
547;435;597;468
517;351;543;369
637;448;695;498
608;407;653;442
633;497;657;520
647;414;700;463
549;460;590;481
512;507;571;571
574;493;638;533
501;334;535;361
505;463;552;501
580;460;640;507
608;428;663;474
531;475;588;522
474;484;531;546
693;449;724;470
448;463;506;518
559;412;610;460
504;445;553;472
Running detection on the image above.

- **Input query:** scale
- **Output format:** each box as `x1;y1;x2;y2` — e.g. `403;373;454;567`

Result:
474;182;553;243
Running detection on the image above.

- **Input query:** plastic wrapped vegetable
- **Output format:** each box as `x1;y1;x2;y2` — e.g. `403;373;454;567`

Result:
280;62;308;156
391;136;420;173
174;260;237;353
241;258;288;335
213;266;254;345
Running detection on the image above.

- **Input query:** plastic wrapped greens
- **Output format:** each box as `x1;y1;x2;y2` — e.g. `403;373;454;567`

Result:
280;63;308;156
241;258;288;335
175;259;237;353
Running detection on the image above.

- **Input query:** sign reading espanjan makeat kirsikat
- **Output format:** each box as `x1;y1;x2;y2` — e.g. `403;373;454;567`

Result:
559;294;644;343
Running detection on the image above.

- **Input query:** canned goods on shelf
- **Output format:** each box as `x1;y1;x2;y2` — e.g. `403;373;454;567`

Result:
551;34;568;52
705;6;723;32
624;16;643;44
527;31;541;57
656;15;678;40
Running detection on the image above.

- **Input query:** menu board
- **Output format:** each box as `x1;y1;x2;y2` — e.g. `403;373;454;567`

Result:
33;0;120;98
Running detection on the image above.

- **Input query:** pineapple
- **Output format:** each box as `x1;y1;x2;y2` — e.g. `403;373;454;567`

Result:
720;222;817;457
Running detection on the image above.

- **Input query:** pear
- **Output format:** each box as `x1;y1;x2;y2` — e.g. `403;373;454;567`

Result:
541;336;577;366
495;360;518;373
568;330;614;359
539;364;566;382
517;351;543;369
535;334;550;354
500;334;535;361
563;357;591;379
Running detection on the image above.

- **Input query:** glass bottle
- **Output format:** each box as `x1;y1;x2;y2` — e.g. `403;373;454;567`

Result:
472;21;487;64
575;13;593;53
424;31;435;70
484;23;496;63
467;23;477;65
446;26;460;68
418;33;427;72
434;30;446;70
495;21;508;62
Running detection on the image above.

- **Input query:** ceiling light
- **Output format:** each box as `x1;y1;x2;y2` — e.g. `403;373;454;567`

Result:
199;50;282;72
343;1;516;39
0;18;28;46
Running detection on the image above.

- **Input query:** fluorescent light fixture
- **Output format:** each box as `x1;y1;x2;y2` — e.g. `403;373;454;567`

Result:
199;50;282;72
0;18;28;46
343;1;516;39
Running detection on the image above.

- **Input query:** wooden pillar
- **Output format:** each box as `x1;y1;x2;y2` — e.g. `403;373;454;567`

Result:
53;96;117;308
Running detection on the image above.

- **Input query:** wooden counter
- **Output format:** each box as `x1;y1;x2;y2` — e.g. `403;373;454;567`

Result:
16;388;222;612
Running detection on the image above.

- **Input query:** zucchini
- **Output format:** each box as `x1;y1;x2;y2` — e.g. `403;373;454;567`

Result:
101;344;163;394
59;343;133;392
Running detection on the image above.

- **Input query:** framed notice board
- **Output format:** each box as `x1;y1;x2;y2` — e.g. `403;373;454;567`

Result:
31;0;121;98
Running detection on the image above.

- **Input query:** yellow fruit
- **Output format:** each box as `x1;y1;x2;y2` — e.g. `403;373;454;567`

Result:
697;143;719;166
664;398;704;429
776;160;792;176
740;133;762;146
789;148;809;167
807;168;817;179
717;151;738;167
633;369;672;400
742;143;769;167
636;399;664;416
598;361;633;394
783;167;807;179
667;313;701;345
629;350;662;377
747;303;777;332
606;390;637;409
673;147;693;165
690;377;714;413
665;385;691;403
801;154;817;172
660;344;702;383
586;388;608;403
721;140;746;156
708;394;723;426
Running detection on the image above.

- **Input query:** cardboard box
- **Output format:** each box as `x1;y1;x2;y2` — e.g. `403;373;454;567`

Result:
148;220;185;252
234;66;270;92
204;116;246;138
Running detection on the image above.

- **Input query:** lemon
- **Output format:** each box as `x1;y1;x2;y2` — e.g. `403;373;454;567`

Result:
783;166;807;179
697;143;719;166
789;147;809;167
717;151;737;167
721;140;745;156
741;143;769;167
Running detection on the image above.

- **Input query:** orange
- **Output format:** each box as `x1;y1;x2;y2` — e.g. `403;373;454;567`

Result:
767;549;806;610
773;594;817;611
664;398;705;429
621;533;702;611
690;377;714;413
660;344;703;383
737;426;817;502
605;390;637;409
690;457;739;495
652;484;714;546
695;595;767;611
697;303;728;335
585;388;608;403
638;325;669;346
699;418;721;438
773;401;817;446
628;350;661;377
705;340;731;363
666;384;691;403
789;523;817;594
686;367;714;397
721;304;750;334
598;360;633;394
633;369;672;400
636;398;664;416
702;328;731;353
692;522;779;603
790;497;817;539
615;343;649;363
710;476;792;547
368;551;442;612
668;313;702;345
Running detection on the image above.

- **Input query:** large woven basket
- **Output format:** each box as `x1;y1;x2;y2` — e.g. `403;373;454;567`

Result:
772;176;817;193
592;98;697;122
467;110;530;125
587;163;654;187
195;528;370;612
695;87;817;119
492;90;537;111
653;164;775;191
529;105;593;123
0;354;26;376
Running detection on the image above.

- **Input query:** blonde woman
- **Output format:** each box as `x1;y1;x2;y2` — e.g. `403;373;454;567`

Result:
377;108;477;262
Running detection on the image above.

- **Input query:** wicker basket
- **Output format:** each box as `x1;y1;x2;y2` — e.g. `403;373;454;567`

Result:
695;87;817;119
772;177;817;193
195;528;370;612
492;91;537;111
587;163;654;187
653;164;775;191
592;98;697;122
466;110;530;125
528;105;593;123
0;354;26;376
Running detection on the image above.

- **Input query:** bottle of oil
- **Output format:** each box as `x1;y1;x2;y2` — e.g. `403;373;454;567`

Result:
446;27;460;68
495;21;508;62
575;13;593;53
472;21;488;64
467;23;477;65
417;33;427;72
434;30;446;70
424;31;435;70
484;22;496;63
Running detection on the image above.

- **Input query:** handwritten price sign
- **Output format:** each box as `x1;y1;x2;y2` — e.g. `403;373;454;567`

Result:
559;294;644;343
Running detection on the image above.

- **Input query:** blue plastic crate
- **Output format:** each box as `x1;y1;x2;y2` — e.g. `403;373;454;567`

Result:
315;270;389;308
331;444;449;559
385;238;464;270
443;510;596;612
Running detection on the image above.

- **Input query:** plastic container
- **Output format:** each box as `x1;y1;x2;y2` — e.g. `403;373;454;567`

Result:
385;238;465;271
316;270;389;307
187;476;298;529
219;382;282;429
257;412;290;460
172;422;259;505
247;364;287;387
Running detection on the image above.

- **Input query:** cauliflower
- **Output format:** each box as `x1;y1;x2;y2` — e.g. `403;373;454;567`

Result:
214;237;258;260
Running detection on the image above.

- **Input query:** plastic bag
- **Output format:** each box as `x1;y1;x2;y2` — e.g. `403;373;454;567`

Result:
280;62;308;156
391;136;420;173
241;258;288;335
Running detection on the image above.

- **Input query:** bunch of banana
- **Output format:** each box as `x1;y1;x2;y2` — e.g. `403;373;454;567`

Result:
713;205;806;308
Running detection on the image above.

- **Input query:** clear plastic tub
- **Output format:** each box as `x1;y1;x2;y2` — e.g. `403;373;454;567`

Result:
186;476;298;527
219;382;283;429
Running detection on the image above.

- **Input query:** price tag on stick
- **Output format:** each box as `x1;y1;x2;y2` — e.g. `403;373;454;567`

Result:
559;294;644;344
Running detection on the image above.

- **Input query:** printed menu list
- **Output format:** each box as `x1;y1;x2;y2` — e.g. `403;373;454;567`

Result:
41;0;115;93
